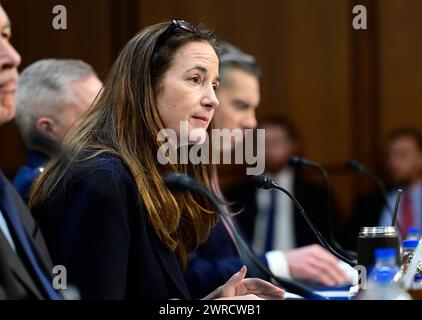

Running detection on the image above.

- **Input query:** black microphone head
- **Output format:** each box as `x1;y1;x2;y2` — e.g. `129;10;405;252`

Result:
251;175;273;189
288;156;318;168
345;159;365;172
163;172;196;193
288;156;304;167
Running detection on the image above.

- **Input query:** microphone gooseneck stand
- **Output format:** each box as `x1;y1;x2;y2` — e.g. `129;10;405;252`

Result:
288;156;357;261
251;174;357;267
163;172;328;300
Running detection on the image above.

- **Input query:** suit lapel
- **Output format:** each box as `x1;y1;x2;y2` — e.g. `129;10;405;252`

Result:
0;172;56;299
4;178;53;276
0;226;43;299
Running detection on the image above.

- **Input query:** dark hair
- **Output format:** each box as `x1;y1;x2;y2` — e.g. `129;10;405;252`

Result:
30;21;220;268
387;127;422;151
218;42;261;88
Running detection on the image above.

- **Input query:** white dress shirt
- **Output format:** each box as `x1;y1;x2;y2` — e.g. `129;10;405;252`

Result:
253;168;296;252
252;168;296;278
379;181;422;230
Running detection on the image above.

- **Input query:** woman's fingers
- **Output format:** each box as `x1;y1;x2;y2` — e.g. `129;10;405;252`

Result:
242;278;285;299
226;265;247;287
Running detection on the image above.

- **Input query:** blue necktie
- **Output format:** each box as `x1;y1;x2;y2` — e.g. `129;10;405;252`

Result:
0;171;60;300
264;188;277;252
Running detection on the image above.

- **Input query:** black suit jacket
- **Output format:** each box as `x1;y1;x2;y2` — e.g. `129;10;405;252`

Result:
0;171;54;299
224;174;333;249
34;153;190;299
185;216;271;299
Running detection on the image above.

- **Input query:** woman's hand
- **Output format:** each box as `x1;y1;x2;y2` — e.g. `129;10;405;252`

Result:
203;265;285;300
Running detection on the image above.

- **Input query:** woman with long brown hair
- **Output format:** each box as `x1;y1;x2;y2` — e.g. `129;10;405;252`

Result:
28;20;284;300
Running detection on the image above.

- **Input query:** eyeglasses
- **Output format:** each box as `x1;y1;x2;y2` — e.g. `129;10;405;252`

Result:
152;20;199;55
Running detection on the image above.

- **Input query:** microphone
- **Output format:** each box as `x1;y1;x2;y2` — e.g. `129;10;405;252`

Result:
163;172;328;300
345;159;403;235
288;156;325;173
163;172;198;192
345;159;393;212
345;159;393;201
345;159;366;173
250;174;273;189
287;156;356;260
345;159;390;210
252;174;357;267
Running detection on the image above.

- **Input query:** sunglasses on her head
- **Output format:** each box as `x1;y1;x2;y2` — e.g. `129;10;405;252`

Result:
152;19;199;55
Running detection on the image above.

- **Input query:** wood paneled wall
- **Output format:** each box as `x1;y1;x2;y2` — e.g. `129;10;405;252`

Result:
1;0;421;226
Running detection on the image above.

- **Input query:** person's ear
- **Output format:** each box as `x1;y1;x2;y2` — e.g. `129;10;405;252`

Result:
35;117;59;141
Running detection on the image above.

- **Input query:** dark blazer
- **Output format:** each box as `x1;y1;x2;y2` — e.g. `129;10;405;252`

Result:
34;153;190;300
0;171;54;299
186;219;243;298
225;174;333;249
185;218;269;299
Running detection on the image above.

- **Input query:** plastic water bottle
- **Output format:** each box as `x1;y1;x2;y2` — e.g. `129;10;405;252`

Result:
406;226;420;240
358;248;411;300
401;239;419;275
399;239;422;290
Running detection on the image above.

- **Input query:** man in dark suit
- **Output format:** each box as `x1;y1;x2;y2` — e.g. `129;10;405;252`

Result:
185;43;348;298
227;167;333;249
226;118;350;281
343;128;422;250
230;118;333;249
0;4;59;299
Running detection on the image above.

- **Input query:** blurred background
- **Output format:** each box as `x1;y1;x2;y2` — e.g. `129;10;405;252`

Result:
1;0;421;228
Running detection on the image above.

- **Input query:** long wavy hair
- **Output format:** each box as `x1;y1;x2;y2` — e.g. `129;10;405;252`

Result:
29;21;220;267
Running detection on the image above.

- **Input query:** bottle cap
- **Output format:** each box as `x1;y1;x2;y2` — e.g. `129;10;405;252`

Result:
403;239;419;249
407;226;420;235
